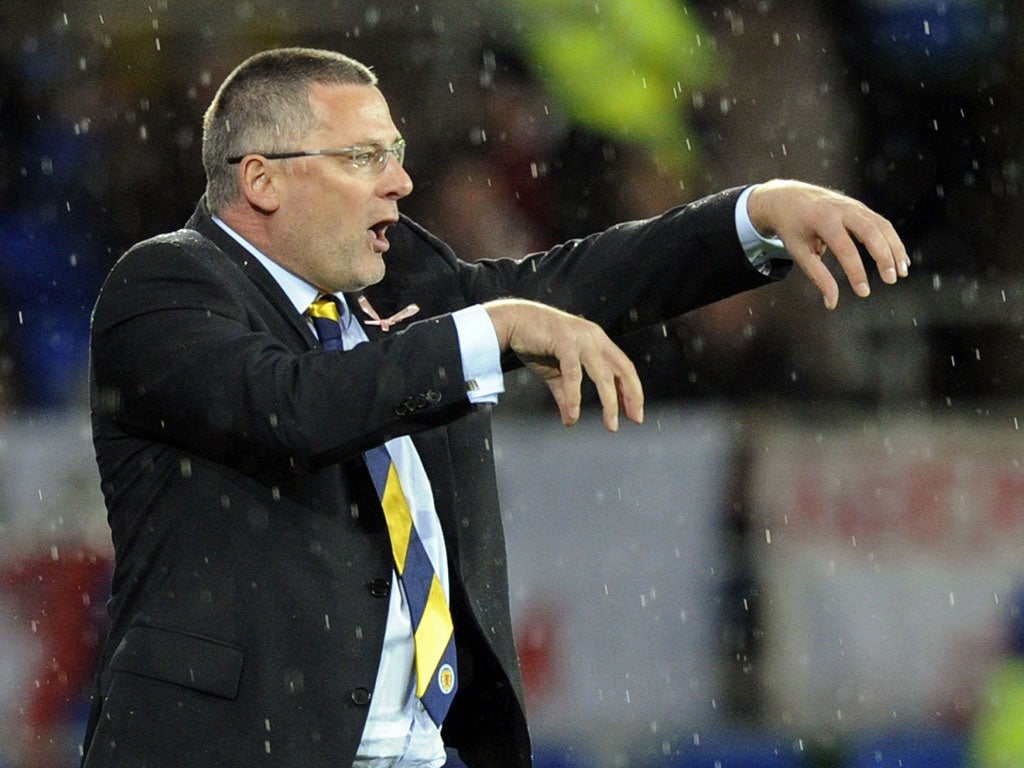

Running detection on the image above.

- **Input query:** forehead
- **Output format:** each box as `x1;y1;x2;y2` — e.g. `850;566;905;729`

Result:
306;83;400;144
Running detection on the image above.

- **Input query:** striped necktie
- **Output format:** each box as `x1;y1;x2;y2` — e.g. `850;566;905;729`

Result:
307;295;458;725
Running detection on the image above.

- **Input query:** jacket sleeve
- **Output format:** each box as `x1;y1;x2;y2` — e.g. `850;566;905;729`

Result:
430;186;786;337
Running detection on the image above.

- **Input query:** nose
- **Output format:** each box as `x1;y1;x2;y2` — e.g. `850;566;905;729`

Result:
381;159;413;200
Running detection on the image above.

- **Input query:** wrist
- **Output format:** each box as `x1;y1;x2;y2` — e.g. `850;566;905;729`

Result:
482;299;519;351
745;183;779;240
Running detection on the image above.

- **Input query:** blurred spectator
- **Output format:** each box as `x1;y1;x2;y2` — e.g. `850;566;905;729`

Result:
629;0;868;401
0;4;266;411
405;47;573;261
830;0;1024;402
1;549;110;768
405;45;688;264
0;7;107;410
970;584;1024;767
402;43;709;412
507;0;720;179
835;0;1021;277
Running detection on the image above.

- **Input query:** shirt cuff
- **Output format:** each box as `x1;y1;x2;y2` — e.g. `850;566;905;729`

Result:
452;305;504;404
736;184;790;276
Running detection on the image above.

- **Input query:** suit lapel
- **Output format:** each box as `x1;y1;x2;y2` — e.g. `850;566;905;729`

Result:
186;199;319;351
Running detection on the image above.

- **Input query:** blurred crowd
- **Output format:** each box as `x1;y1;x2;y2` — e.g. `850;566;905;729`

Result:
1;0;1023;766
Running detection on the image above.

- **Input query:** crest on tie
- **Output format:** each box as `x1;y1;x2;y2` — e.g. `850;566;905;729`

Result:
438;663;456;695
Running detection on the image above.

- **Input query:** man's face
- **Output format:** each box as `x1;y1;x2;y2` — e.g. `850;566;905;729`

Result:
268;83;413;293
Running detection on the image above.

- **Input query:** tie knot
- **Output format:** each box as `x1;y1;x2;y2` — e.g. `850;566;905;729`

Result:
308;295;341;323
308;295;345;351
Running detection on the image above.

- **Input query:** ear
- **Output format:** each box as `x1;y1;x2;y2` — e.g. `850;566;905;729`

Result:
238;156;281;214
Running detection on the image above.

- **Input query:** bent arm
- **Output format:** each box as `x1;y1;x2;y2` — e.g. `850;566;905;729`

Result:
91;239;473;470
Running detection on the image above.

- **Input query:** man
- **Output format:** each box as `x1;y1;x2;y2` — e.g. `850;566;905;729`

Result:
83;47;907;768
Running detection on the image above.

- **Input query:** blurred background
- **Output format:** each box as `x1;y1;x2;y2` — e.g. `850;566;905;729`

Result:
1;0;1023;766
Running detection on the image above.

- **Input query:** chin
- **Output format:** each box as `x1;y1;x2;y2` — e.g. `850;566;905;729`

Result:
363;262;386;287
347;268;385;292
335;256;386;293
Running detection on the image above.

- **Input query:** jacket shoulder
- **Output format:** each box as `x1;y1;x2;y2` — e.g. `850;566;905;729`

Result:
92;228;247;330
108;227;226;276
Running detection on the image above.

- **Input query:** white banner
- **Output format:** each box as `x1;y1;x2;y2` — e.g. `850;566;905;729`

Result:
494;403;733;743
749;415;1024;732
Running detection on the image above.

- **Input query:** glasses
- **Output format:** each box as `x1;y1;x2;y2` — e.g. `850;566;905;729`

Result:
226;139;406;172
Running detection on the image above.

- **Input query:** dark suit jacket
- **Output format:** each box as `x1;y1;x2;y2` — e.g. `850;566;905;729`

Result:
82;188;780;768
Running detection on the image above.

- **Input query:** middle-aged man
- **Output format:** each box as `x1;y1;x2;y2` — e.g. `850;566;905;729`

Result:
83;47;908;768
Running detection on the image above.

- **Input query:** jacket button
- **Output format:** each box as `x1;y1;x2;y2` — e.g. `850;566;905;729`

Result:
368;578;390;598
426;390;442;405
351;687;372;706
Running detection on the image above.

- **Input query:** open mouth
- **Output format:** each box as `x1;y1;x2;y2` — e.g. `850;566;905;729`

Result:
368;220;393;252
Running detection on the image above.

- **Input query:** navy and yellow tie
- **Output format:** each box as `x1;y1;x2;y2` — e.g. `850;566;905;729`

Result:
307;295;458;725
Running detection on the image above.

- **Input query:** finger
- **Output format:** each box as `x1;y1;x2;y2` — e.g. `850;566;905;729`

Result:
596;373;621;433
869;210;909;274
616;361;644;425
788;241;841;310
579;353;620;432
851;212;910;283
583;334;643;431
542;378;575;427
523;354;580;426
817;221;872;299
556;356;584;426
890;222;911;277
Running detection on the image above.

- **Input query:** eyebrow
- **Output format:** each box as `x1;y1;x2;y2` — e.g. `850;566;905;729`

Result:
348;135;403;147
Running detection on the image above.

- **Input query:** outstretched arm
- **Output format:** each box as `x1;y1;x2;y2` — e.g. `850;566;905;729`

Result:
468;181;907;432
746;180;909;310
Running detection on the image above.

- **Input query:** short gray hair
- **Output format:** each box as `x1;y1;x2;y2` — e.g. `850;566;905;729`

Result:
202;47;377;213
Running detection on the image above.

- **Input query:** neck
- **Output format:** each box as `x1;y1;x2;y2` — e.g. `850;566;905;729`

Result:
217;201;276;257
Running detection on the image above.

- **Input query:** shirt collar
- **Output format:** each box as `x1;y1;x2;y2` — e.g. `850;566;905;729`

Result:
212;215;342;317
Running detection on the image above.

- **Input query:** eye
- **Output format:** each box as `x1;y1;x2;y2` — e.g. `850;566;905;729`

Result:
350;149;377;167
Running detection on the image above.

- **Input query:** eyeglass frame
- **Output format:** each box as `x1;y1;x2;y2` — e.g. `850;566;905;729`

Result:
226;138;407;171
